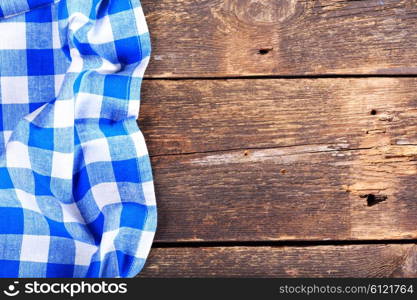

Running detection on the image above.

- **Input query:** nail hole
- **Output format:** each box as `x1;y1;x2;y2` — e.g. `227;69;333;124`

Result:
280;169;286;174
244;150;249;156
360;194;387;206
258;48;272;55
370;109;377;115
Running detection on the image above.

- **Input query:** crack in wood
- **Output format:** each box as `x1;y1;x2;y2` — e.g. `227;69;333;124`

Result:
360;193;388;206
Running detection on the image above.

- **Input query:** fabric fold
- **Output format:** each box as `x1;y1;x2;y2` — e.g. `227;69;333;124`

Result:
0;0;59;19
0;0;156;278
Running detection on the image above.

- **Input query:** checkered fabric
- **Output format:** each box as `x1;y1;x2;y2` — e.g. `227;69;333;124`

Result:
0;0;156;277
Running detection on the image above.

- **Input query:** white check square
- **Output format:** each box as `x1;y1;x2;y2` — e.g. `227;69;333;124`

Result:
136;231;154;259
6;141;31;169
0;22;26;49
87;15;114;44
128;100;140;118
99;229;118;260
131;131;148;157
52;21;61;49
54;100;74;128
82;138;111;165
20;235;50;263
91;183;121;210
67;48;84;73
74;241;97;266
51;151;73;179
75;93;103;119
54;74;65;97
61;202;85;223
134;7;148;35
0;77;29;104
132;56;150;78
16;189;41;214
142;181;156;206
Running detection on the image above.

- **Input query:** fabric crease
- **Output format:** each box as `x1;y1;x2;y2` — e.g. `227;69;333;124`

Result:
0;0;156;278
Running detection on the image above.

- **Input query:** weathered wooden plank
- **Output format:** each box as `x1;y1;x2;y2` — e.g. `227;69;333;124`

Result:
139;244;416;277
140;78;417;156
151;145;417;242
142;0;417;77
140;77;417;242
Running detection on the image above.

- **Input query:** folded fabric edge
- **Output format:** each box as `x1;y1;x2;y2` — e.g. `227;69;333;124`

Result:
0;0;157;278
0;0;60;19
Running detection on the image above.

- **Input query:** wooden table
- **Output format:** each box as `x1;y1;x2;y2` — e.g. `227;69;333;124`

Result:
138;0;417;277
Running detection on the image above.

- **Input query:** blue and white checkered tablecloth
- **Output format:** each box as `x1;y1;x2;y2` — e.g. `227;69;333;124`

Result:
0;0;156;277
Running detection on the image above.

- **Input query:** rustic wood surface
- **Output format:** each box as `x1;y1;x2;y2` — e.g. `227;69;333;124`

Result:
143;0;417;78
139;244;417;278
141;78;417;156
141;78;417;242
138;0;417;277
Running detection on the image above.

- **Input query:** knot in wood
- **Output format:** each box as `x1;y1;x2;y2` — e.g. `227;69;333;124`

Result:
224;0;298;25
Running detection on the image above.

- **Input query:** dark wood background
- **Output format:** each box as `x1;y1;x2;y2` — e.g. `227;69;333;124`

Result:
137;0;417;277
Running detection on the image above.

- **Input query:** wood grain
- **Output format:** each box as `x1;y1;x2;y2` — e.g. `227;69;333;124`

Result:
151;145;417;242
142;0;417;78
139;78;417;242
139;244;416;277
138;1;417;276
140;78;417;156
392;245;417;277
